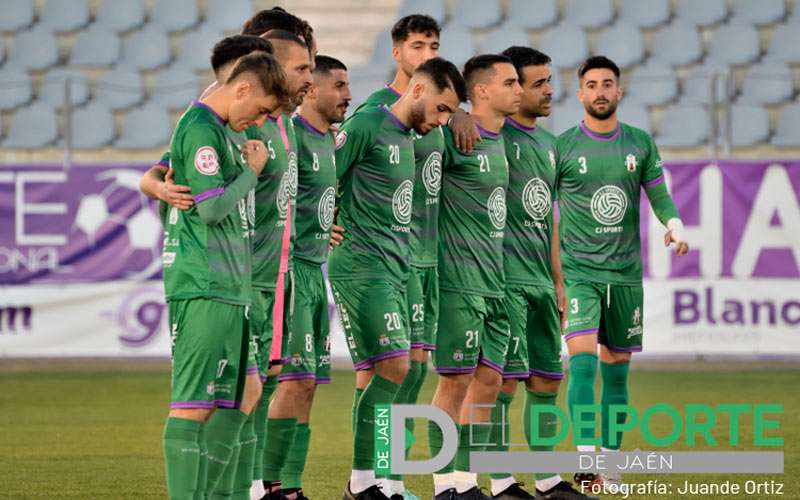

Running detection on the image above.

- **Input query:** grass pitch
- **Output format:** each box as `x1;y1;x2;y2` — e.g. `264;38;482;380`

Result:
0;367;797;499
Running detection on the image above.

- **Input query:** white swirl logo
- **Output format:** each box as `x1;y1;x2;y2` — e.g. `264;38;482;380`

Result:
487;186;506;230
392;180;413;225
318;186;335;230
522;178;551;221
287;152;298;197
591;185;628;226
422;152;442;197
277;171;290;219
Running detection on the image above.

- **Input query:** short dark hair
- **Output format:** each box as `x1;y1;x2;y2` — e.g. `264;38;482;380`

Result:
226;51;288;102
241;8;314;50
463;53;514;93
211;35;273;74
314;55;347;75
414;57;467;103
578;55;620;80
391;14;440;43
501;46;551;84
262;29;308;50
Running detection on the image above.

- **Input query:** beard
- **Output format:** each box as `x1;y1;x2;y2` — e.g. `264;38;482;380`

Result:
410;101;427;134
585;99;618;120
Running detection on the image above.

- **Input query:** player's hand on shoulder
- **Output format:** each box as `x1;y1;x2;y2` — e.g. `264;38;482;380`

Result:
242;140;268;176
161;168;194;210
449;108;481;153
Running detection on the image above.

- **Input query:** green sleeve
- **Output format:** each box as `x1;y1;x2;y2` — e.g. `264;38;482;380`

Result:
334;115;371;179
195;168;257;225
642;136;680;225
157;151;170;167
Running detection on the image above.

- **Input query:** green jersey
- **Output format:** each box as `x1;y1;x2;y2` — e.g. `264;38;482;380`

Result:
556;121;678;284
292;114;336;265
163;101;255;305
329;105;415;286
438;125;509;298
354;86;444;267
502;118;558;287
246;114;298;290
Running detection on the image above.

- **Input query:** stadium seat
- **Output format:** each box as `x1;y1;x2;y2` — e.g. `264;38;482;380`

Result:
595;23;645;68
481;26;530;55
95;0;145;33
367;30;393;69
651;22;703;66
657;104;710;147
69;103;115;148
675;0;727;26
69;26;121;67
152;0;199;33
454;0;502;29
205;0;251;32
39;68;90;108
728;104;769;147
732;0;785;25
121;25;172;71
116;103;172;149
541;23;588;69
39;0;89;33
739;62;793;105
0;66;32;110
767;23;800;63
4;102;59;148
438;23;475;67
7;26;59;71
505;0;558;29
623;62;677;106
0;37;5;65
565;0;614;29
618;103;651;134
681;64;732;104
94;67;145;110
549;67;563;102
619;0;670;28
174;26;223;71
707;22;760;65
151;67;198;111
398;0;446;24
0;0;34;32
771;103;800;147
552;103;584;135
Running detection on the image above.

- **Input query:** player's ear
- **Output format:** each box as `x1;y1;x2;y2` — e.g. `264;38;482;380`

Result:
391;43;401;63
412;81;425;99
235;79;251;100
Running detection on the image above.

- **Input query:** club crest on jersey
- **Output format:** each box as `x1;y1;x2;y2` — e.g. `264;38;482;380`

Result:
522;177;552;221
287;152;298;197
334;130;347;150
590;185;628;226
392;179;413;225
422;152;443;197
318;186;336;230
626;153;637;172
487;186;507;230
378;335;390;346
194;146;219;175
453;349;464;362
549;150;556;169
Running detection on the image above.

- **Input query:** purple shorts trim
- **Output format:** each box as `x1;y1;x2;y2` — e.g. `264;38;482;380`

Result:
259;372;268;383
278;372;316;382
410;341;426;349
353;349;410;371
423;343;436;351
194;186;224;204
246;367;260;375
643;175;665;189
435;366;476;375
502;371;530;380
530;368;565;380
564;329;598;341
315;377;331;385
478;356;504;375
598;338;642;353
170;399;241;409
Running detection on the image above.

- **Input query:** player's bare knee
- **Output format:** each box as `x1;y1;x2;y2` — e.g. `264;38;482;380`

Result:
600;345;631;364
169;407;214;422
410;347;428;362
240;374;263;413
355;368;375;389
474;365;503;392
267;363;282;377
566;333;598;356
528;376;560;394
501;377;518;395
376;355;409;384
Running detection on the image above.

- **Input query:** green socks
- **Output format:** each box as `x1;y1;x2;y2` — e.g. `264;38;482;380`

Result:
163;417;202;500
262;418;298;482
203;409;248;493
281;422;311;489
428;421;460;474
567;353;598;446
455;422;492;473
353;375;401;470
600;361;630;450
254;376;278;479
351;387;364;435
386;360;423;481
232;413;257;497
525;389;558;480
488;391;514;480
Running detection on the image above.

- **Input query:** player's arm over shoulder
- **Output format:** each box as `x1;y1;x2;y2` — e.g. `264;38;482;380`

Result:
334;110;376;178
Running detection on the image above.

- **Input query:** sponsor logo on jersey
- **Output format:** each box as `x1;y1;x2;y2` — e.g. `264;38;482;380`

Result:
549;150;556;169
334;130;347;150
487;186;507;230
194;146;219;175
318;186;336;230
163;252;176;267
422;152;442;197
590;185;628;226
626;153;637;172
392;179;413;225
633;306;641;325
522;177;552;221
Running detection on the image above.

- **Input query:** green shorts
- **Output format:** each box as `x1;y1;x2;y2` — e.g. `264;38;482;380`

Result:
168;298;251;409
434;291;510;375
330;279;410;371
503;284;564;380
563;280;644;353
251;276;294;381
408;265;439;351
279;259;332;385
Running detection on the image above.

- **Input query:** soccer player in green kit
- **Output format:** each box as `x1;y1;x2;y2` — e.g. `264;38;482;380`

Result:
258;55;351;500
557;56;689;490
430;54;521;500
484;47;595;500
331;57;466;500
161;52;286;500
350;14;443;500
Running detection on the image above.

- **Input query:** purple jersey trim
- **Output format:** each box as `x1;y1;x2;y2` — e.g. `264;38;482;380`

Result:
643;175;665;189
505;117;536;133
579;120;621;142
478;356;504;374
530;368;565;380
191;100;226;126
435;366;476;375
193;187;224;204
157;159;169;168
267;115;278;123
502;371;530;380
295;113;328;137
353;348;410;370
476;123;500;139
278;372;316;381
315;376;331;385
385;84;401;97
564;328;598;341
382;105;411;131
